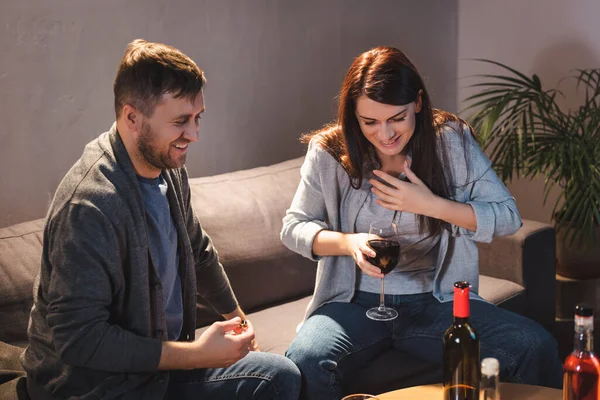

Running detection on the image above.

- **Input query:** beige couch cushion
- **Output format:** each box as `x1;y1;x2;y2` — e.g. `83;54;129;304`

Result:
188;157;317;327
479;275;524;305
0;219;45;345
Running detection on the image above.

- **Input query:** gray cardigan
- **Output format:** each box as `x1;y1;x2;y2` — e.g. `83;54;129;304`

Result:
280;122;522;320
22;124;238;399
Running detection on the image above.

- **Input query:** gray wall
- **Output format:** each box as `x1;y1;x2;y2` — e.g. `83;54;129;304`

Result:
0;0;458;228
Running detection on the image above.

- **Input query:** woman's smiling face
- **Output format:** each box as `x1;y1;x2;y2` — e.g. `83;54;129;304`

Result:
355;94;422;160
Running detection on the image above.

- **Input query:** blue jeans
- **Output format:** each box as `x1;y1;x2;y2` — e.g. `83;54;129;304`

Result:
285;291;563;399
168;352;301;399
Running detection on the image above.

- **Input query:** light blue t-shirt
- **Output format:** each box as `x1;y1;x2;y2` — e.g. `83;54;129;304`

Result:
137;174;183;340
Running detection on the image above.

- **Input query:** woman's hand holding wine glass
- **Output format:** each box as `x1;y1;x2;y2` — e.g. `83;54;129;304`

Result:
346;233;385;279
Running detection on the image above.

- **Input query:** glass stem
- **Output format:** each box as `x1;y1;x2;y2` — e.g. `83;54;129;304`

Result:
378;277;386;311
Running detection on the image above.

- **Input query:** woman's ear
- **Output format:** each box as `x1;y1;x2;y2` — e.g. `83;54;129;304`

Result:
415;90;423;113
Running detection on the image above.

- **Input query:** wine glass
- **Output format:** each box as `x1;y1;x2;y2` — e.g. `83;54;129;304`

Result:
365;221;400;321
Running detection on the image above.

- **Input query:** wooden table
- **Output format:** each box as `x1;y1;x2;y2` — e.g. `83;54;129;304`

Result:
376;383;561;399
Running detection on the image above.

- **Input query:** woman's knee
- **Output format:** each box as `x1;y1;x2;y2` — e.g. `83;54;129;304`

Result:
529;327;559;362
517;322;558;355
285;334;335;374
498;322;558;365
285;312;349;369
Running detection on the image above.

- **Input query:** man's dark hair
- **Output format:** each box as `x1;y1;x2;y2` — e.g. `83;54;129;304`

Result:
113;39;206;118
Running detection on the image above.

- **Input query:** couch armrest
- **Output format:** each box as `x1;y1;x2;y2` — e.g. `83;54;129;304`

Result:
477;219;556;331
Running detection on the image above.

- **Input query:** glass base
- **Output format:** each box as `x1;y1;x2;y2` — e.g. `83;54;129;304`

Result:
366;306;398;321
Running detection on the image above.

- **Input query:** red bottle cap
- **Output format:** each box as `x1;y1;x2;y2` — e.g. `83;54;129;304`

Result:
453;281;470;318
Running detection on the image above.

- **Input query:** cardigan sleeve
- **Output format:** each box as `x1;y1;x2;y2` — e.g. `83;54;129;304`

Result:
280;139;332;261
442;123;522;243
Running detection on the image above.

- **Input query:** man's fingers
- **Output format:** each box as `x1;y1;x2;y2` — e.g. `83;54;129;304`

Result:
232;325;255;342
219;317;242;332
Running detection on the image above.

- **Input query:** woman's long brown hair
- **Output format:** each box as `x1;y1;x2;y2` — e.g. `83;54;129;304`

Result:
302;46;472;237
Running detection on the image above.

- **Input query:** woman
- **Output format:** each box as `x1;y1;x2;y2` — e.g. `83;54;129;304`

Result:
280;46;562;398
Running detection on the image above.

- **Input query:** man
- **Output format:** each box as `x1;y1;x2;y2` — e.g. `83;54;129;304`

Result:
21;39;300;399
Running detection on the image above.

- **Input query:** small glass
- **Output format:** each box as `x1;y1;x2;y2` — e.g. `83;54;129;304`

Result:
341;395;379;400
480;357;500;400
365;222;400;321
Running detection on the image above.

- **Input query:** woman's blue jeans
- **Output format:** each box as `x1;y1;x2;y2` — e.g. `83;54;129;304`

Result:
285;291;562;399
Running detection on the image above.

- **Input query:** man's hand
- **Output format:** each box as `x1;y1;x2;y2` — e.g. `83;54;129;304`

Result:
244;319;260;352
191;317;255;368
223;307;261;351
158;317;255;370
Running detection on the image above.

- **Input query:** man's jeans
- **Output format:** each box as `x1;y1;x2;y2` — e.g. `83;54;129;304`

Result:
168;352;301;399
286;291;563;399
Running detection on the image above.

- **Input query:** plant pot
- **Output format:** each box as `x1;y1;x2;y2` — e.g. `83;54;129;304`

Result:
556;226;600;279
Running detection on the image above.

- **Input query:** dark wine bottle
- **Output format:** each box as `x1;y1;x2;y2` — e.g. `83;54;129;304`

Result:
563;304;600;400
443;281;480;400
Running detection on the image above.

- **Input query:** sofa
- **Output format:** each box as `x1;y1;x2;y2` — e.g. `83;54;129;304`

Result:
0;156;557;398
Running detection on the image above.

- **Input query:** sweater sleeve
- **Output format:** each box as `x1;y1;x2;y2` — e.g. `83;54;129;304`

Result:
280;139;331;261
45;204;163;373
444;124;522;243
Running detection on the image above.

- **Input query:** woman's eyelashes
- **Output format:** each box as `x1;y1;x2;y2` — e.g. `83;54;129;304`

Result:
363;117;406;126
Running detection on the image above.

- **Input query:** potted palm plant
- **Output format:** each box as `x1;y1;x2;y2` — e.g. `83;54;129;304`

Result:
462;60;600;279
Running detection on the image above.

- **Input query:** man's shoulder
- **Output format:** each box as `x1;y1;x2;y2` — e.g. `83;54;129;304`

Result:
48;132;131;224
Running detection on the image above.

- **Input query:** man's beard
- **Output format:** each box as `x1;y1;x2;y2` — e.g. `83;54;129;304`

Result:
137;121;186;171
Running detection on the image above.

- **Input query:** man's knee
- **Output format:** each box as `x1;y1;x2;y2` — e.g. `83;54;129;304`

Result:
266;355;301;399
274;355;302;380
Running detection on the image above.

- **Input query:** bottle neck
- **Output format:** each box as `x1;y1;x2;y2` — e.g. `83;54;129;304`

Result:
453;285;470;320
453;316;469;325
574;332;593;353
574;315;594;353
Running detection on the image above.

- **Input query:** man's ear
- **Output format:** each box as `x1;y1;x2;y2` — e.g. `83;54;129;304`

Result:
415;90;423;113
122;104;142;134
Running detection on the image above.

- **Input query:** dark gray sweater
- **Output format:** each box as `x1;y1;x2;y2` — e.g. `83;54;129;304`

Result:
21;124;238;399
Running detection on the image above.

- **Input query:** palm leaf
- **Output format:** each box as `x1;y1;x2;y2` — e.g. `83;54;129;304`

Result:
463;60;600;247
467;58;537;85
